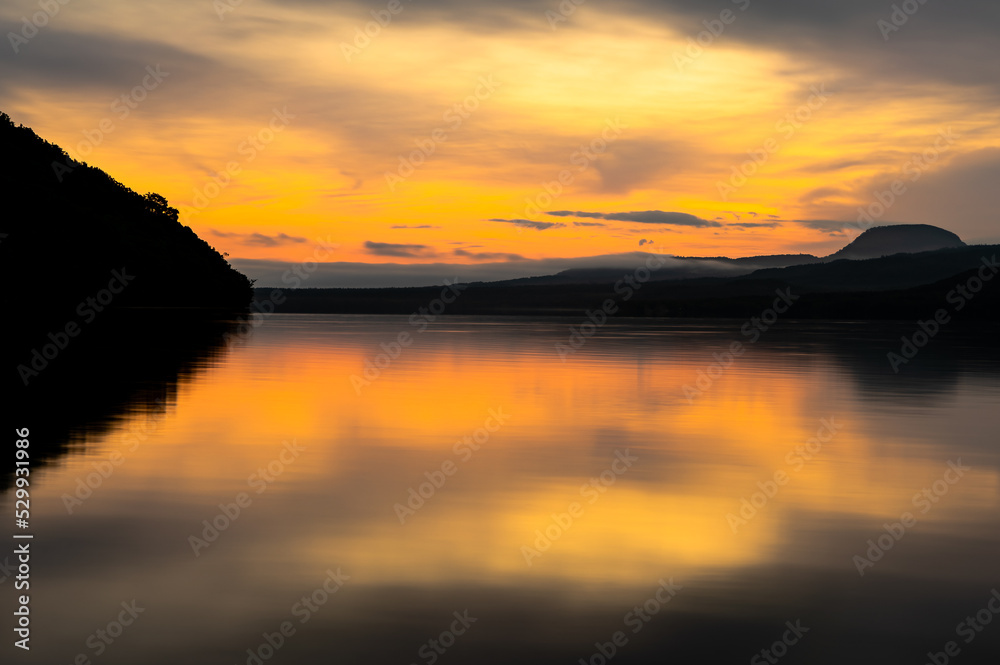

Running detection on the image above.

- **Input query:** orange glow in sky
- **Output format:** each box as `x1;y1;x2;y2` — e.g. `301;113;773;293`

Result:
5;1;1000;266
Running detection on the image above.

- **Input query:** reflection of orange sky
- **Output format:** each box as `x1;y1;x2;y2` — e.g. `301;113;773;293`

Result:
8;6;1000;264
40;331;1000;589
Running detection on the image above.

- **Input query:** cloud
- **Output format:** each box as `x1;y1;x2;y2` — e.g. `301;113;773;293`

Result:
211;230;308;246
489;218;566;231
784;219;856;234
0;27;214;94
728;222;782;229
573;221;607;227
453;248;525;261
232;251;753;288
589;139;688;194
547;210;721;228
639;239;651;246
845;147;1000;243
391;224;439;229
263;1;1000;101
364;241;437;258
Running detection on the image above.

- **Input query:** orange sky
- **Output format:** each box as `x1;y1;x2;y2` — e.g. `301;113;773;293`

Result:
4;0;999;268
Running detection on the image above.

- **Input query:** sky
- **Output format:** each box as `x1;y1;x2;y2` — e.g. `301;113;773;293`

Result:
3;0;999;285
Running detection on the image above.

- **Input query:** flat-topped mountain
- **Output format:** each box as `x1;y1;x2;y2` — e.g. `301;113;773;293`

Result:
827;224;966;260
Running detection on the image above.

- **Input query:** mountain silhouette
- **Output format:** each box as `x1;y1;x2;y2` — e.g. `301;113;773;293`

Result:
826;224;966;260
262;233;1000;319
0;111;252;330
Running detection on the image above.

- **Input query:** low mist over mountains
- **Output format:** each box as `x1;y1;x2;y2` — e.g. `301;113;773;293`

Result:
262;227;1000;320
2;112;994;324
238;224;972;289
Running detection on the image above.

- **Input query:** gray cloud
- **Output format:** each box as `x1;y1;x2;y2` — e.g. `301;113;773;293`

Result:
785;219;857;234
728;222;782;229
453;248;525;261
364;241;436;258
211;230;308;247
390;225;439;229
268;0;1000;102
489;218;566;230
847;147;1000;244
547;210;722;228
0;26;213;93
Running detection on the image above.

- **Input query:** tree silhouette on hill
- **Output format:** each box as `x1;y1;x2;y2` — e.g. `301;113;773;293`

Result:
0;111;253;325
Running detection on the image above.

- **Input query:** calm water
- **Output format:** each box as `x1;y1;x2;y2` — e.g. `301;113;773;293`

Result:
6;315;1000;664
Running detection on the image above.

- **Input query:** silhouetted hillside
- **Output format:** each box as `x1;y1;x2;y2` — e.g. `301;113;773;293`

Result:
487;254;823;287
741;245;995;292
0;111;252;330
260;244;1000;320
827;224;965;260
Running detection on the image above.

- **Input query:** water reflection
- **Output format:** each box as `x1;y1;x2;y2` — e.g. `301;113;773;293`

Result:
4;312;239;491
5;316;1000;664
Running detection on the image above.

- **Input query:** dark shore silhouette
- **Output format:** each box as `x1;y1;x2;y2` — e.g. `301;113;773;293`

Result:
0;111;253;333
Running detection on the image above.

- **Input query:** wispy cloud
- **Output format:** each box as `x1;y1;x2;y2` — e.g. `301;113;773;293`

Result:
728;222;782;229
211;230;308;247
454;248;525;261
547;210;722;228
489;218;566;231
364;241;437;258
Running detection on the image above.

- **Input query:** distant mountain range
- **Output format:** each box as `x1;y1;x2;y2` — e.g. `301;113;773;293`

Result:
2;111;994;324
493;224;968;287
261;229;998;320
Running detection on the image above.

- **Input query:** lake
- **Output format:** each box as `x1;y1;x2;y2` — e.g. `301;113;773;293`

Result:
6;315;1000;664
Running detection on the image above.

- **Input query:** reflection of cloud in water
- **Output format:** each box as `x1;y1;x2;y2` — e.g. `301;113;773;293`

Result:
12;317;1000;664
